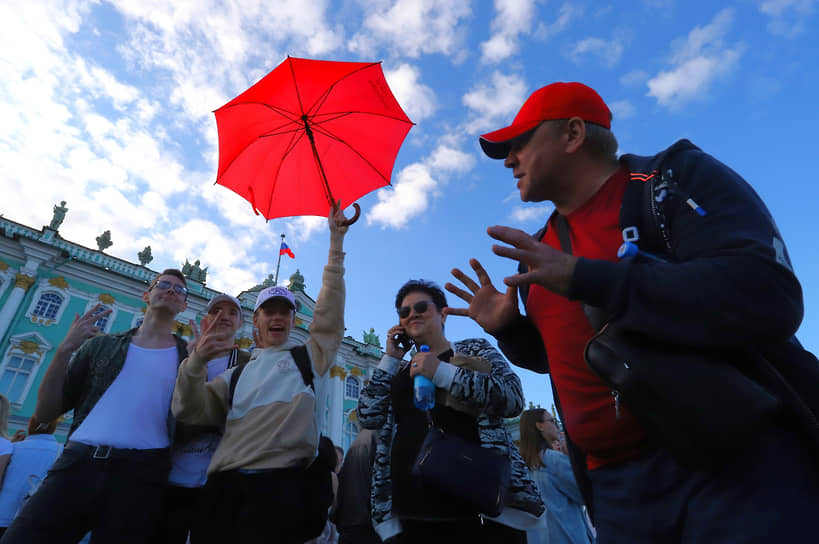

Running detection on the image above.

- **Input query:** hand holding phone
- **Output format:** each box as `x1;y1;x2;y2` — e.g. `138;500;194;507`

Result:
386;325;413;358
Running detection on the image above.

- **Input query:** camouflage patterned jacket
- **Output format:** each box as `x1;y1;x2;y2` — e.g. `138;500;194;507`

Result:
357;337;546;541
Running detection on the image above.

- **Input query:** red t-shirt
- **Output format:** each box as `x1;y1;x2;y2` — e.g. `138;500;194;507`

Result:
526;168;650;469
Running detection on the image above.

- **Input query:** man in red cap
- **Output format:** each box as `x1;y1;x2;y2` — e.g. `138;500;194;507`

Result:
445;81;819;542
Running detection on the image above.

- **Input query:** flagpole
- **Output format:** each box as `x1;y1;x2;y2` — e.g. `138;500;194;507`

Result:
274;233;285;285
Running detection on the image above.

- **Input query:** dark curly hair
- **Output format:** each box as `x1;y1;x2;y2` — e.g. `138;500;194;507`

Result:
394;279;448;311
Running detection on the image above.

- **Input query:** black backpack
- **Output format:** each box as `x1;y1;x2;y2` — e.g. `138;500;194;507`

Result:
227;344;335;541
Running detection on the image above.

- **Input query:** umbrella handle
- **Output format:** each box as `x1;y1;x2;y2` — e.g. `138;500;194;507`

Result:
337;203;361;227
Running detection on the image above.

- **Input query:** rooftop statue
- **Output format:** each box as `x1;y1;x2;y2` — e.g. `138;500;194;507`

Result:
363;327;381;348
138;246;153;266
182;259;208;283
289;269;305;292
250;274;276;292
50;201;68;230
96;230;112;252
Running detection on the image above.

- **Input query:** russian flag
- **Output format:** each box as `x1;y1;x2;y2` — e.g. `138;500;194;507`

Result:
280;242;295;259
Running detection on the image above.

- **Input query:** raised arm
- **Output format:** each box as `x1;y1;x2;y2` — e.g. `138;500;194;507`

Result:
172;315;233;426
34;304;111;423
308;203;353;376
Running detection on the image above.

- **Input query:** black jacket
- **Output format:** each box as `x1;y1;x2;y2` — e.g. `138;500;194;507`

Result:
493;139;819;515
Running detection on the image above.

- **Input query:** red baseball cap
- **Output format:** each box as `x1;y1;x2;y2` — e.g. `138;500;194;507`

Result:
479;82;611;159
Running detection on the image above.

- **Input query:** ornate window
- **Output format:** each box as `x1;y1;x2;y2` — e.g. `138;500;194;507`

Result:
26;280;70;326
344;375;360;400
32;292;62;321
0;333;52;405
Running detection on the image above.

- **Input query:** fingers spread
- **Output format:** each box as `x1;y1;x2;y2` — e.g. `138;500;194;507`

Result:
442;307;470;317
444;282;472;303
450;267;480;293
492;244;536;265
488;226;538;249
469;258;494;286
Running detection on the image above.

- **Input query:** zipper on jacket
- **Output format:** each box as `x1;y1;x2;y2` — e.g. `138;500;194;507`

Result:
651;171;673;253
611;390;621;420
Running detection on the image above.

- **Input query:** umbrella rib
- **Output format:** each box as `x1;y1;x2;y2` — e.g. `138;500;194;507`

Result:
308;126;398;185
304;62;381;116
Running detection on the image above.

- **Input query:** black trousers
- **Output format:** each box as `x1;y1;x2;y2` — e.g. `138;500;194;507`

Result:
0;443;170;544
154;485;207;544
397;517;527;543
196;467;314;544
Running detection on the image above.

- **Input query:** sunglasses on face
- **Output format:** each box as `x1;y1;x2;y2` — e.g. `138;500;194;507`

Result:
153;279;188;296
397;300;435;319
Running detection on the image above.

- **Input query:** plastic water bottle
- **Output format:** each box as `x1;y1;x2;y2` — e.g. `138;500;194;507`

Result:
413;345;436;410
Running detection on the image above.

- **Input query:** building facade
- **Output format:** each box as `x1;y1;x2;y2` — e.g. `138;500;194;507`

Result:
0;214;381;451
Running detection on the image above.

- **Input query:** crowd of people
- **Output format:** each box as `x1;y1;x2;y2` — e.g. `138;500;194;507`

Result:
0;80;816;544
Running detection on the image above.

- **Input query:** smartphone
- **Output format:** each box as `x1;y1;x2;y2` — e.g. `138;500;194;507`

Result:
393;330;414;352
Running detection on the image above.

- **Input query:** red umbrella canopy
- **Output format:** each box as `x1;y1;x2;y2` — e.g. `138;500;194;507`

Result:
214;57;414;220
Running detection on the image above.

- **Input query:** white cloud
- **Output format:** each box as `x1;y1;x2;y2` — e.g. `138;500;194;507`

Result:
367;162;439;229
462;72;529;133
646;9;744;107
569;37;625;68
510;203;554;223
480;0;538;64
759;0;816;36
535;3;581;39
610;100;636;120
349;0;471;58
428;145;476;173
620;69;649;86
384;64;438;122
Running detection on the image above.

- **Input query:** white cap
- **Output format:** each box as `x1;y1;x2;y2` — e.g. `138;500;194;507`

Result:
207;294;242;317
254;286;296;312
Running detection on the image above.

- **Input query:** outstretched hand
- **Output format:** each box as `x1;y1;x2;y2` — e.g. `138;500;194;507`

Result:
58;304;112;354
444;258;520;334
488;225;578;297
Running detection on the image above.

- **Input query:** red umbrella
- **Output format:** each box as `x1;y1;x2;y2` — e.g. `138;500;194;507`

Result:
214;56;414;224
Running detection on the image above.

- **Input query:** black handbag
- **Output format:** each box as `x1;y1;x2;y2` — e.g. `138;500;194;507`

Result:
584;324;781;469
412;426;511;517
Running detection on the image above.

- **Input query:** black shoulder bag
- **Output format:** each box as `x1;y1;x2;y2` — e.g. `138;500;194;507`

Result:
410;355;511;517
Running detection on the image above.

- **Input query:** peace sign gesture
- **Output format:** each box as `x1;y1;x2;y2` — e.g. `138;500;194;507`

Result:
59;304;111;354
191;310;236;363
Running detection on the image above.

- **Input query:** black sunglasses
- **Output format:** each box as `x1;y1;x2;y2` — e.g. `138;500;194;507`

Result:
397;300;435;319
154;279;188;297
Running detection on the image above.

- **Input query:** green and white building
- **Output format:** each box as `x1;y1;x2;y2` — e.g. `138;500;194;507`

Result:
0;212;381;451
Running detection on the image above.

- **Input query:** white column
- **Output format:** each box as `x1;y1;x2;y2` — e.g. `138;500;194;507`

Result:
0;272;36;343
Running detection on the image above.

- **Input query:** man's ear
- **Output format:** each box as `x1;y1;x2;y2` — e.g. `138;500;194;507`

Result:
141;290;150;304
564;117;586;154
253;313;259;328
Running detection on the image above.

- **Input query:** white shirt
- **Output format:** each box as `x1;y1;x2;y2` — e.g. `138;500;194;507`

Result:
168;354;231;487
70;344;178;449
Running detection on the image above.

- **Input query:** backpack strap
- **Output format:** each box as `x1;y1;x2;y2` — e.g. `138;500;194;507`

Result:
290;344;314;392
228;345;313;407
228;359;247;408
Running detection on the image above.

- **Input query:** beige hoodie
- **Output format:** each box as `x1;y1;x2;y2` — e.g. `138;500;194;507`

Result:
172;243;345;473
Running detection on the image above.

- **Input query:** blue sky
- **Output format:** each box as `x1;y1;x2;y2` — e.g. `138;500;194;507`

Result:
1;0;817;411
